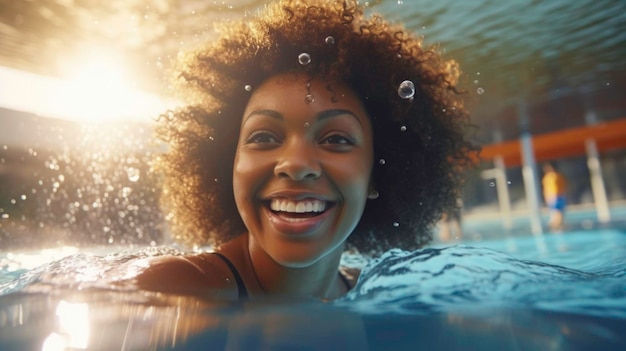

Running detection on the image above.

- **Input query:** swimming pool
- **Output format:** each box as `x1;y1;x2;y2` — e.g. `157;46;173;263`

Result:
1;228;624;350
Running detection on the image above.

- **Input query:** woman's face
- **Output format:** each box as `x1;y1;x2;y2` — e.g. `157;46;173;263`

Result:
233;73;374;267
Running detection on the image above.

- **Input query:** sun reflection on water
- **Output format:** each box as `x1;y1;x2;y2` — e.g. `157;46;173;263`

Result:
42;300;89;351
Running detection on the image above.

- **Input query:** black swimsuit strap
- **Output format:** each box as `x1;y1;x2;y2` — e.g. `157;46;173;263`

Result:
211;252;249;299
212;252;351;299
338;272;352;291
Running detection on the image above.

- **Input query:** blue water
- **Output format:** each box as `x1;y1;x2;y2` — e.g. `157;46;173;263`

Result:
1;229;625;350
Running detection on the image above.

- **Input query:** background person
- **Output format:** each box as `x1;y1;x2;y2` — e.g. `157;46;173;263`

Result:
542;162;567;231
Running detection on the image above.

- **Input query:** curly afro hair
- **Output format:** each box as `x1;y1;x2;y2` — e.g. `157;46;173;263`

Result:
155;0;478;253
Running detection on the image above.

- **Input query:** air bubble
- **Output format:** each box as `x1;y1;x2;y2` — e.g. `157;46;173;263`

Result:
325;36;335;45
379;159;386;165
393;222;399;227
303;122;310;128
298;53;311;65
398;80;415;99
400;126;407;132
244;85;252;91
127;167;140;182
489;181;495;187
477;87;485;95
304;95;315;103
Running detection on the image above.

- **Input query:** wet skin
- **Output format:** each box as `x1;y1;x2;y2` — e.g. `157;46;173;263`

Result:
233;73;374;271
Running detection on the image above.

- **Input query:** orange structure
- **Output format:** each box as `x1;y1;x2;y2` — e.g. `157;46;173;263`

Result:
478;117;626;166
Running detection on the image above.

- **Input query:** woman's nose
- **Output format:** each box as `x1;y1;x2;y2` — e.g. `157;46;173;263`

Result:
274;141;322;181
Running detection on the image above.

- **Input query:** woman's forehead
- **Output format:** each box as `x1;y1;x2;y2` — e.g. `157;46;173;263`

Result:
246;73;363;108
242;73;370;126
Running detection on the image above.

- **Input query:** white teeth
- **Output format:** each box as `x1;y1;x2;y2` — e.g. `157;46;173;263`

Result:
270;199;326;213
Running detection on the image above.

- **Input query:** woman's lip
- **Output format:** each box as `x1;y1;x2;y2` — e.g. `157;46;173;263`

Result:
262;190;333;202
263;205;333;236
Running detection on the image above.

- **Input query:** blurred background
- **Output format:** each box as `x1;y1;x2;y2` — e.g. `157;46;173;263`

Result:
1;0;625;250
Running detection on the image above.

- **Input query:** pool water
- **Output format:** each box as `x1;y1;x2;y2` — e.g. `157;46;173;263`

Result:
0;229;625;350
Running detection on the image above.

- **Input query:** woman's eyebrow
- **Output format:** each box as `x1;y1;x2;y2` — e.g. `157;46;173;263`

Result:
243;108;363;126
317;109;363;126
243;109;283;124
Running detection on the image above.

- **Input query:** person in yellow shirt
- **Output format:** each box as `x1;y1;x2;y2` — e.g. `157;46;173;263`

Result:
542;162;567;231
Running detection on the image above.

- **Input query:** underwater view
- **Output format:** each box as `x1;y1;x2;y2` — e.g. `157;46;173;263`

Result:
1;0;626;350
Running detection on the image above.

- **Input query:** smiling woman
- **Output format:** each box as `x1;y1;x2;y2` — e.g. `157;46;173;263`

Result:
134;0;478;301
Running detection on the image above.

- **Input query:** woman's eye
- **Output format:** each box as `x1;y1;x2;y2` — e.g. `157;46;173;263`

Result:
245;131;279;144
321;134;355;146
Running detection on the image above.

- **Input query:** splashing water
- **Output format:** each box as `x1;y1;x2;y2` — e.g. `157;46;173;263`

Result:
339;246;626;318
0;119;164;250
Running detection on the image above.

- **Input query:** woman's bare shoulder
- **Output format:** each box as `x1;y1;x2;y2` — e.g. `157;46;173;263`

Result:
132;252;238;298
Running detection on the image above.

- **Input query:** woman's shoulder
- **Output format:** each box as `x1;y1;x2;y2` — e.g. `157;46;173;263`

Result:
132;251;239;299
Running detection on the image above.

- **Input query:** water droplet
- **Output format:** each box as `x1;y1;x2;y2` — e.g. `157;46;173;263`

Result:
489;181;495;187
473;80;479;84
393;222;399;227
303;122;310;128
304;94;315;104
379;159;386;165
244;84;252;91
20;194;26;200
507;181;512;185
398;80;415;99
400;126;407;132
298;53;311;65
396;53;402;59
477;87;485;95
397;0;404;4
1;214;8;219
127;167;140;182
325;36;335;45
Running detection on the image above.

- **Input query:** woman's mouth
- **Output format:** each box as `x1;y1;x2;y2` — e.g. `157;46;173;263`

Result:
269;198;327;220
264;198;334;234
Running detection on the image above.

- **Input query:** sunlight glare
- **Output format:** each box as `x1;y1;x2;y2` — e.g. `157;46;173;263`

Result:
0;53;173;123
